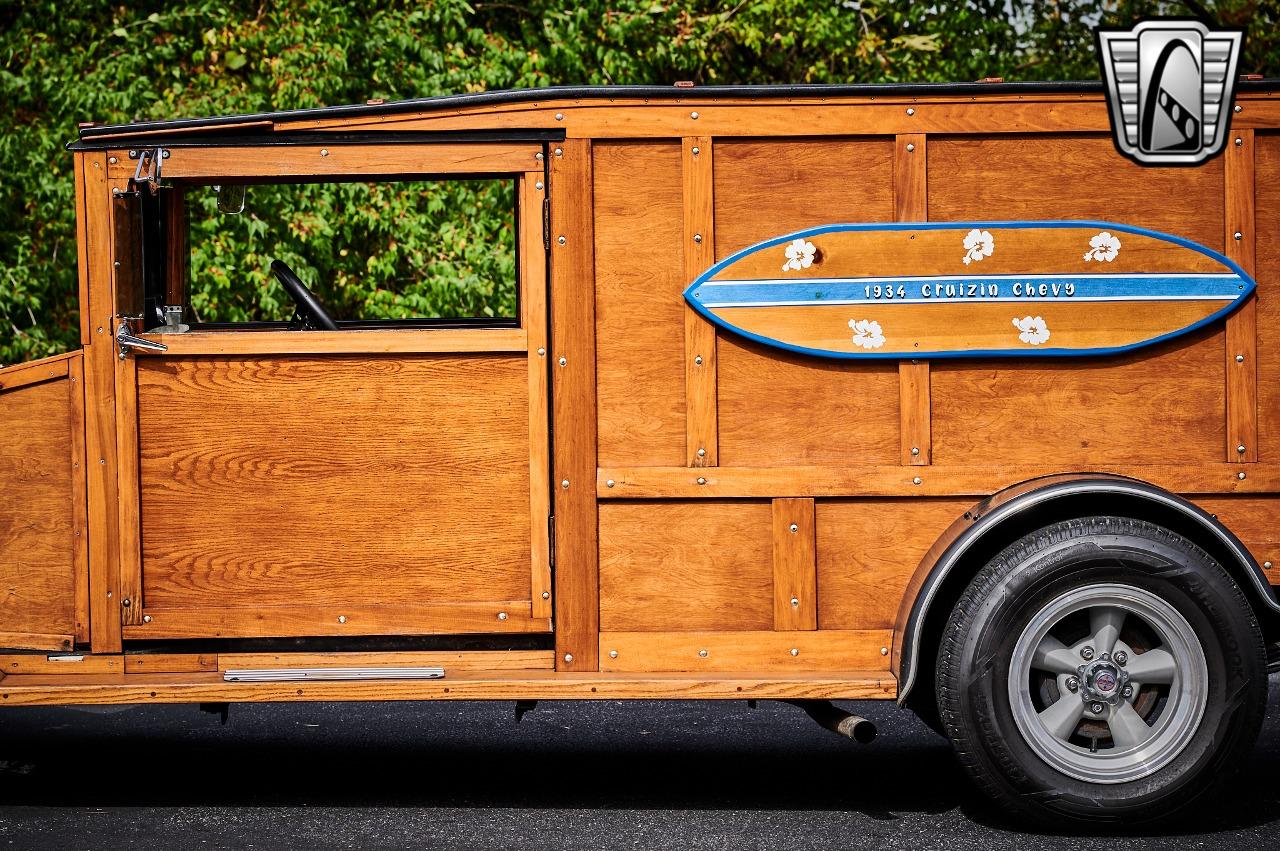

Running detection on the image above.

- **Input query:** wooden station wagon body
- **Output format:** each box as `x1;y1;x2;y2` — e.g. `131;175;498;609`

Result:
2;80;1279;728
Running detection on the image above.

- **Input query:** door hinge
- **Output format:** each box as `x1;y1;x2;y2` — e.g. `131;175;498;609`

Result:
542;196;551;251
548;514;556;569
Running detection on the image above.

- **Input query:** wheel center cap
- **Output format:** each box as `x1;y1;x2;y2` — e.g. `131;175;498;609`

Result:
1077;657;1130;705
1094;670;1118;693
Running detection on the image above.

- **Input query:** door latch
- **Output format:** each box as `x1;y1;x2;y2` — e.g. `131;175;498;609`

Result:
115;316;168;359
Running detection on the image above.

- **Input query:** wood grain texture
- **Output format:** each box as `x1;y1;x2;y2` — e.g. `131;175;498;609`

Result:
73;154;91;346
135;356;535;626
894;133;927;222
83;159;123;652
0;379;76;645
597;463;1279;498
216;650;554;672
1194;496;1280;582
717;335;899;467
551;138;600;671
899;362;931;465
772;498;816;630
133;328;527;356
0;355;68;391
600;629;891;672
115;352;141;625
125;653;218;673
817;498;972;630
1225;129;1258;462
713;137;894;258
593;141;687;467
106;143;542;181
0;669;897;705
124;603;548;639
931;330;1224;466
929;135;1224;250
67;356;89;644
598;500;773;632
683;137;719;467
1258;134;1280;464
521;172;554;620
0;654;122;675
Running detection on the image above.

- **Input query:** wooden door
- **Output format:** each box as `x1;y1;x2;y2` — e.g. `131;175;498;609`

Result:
110;152;551;641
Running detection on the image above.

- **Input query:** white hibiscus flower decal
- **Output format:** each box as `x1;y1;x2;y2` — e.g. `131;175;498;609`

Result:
1013;315;1050;346
782;238;817;272
849;318;886;349
1083;231;1121;262
962;228;995;265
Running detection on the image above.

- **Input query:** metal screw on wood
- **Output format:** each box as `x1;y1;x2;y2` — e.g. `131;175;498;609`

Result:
789;524;798;533
121;598;131;607
911;446;920;456
561;479;570;489
338;615;346;623
564;654;573;663
558;356;567;366
1266;562;1273;569
108;156;118;164
697;448;706;458
1235;105;1243;113
535;152;544;161
1236;354;1246;363
790;648;799;657
912;476;922;485
537;347;546;356
1238;444;1247;454
143;615;151;623
555;113;564;121
542;591;550;599
906;143;915;153
609;650;618;658
906;107;915;116
790;597;799;607
698;649;708;657
320;149;329;157
557;236;566;245
606;479;616;488
1235;137;1244;146
693;233;703;243
1238;472;1247;480
881;647;889;656
554;148;564;157
691;146;700;155
1235;232;1243;240
690;111;699;119
694;355;703;365
696;477;707;485
498;612;508;620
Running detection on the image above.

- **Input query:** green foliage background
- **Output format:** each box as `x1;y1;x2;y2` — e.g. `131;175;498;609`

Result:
2;0;1278;363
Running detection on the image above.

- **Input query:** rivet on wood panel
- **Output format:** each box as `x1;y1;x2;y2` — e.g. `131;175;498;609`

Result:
143;615;151;623
881;647;889;656
690;111;699;119
320;149;329;157
906;107;916;116
555;113;564;121
121;598;131;607
693;233;703;243
694;355;703;365
535;152;544;161
698;649;708;657
561;479;570;489
912;476;923;485
498;612;508;621
1236;354;1246;363
606;479;615;488
906;143;916;153
558;356;567;366
1235;231;1243;240
542;591;550;599
1235;104;1243;113
97;326;104;334
337;615;346;623
790;597;800;607
557;236;566;245
1238;472;1247;480
691;146;701;155
535;181;544;190
696;477;707;485
697;448;706;458
554;147;563;157
789;524;798;533
1235;137;1243;146
537;347;546;356
1266;562;1273;569
108;156;118;164
609;650;618;658
790;648;799;656
1238;444;1247;454
911;446;920;456
98;458;105;464
564;654;573;662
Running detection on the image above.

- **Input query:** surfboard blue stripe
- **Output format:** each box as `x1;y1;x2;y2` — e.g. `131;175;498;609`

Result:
692;274;1246;309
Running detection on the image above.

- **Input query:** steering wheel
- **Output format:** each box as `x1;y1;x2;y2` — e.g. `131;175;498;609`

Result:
270;259;339;331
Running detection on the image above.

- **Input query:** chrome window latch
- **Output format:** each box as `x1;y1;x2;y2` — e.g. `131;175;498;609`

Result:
115;316;168;359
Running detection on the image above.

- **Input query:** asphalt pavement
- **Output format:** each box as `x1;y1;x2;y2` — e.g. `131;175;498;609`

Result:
2;676;1280;850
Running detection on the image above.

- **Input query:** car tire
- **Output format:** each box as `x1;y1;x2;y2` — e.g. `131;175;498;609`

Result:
936;515;1267;825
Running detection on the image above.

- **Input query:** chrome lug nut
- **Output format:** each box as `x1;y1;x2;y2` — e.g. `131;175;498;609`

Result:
1080;646;1095;661
1114;651;1128;666
1090;702;1104;714
1122;685;1134;699
1065;677;1080;693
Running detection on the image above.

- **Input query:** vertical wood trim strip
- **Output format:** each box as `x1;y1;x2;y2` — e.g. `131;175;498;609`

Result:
1225;128;1257;463
67;355;90;644
81;154;123;652
115;354;142;624
550;140;600;671
522;171;553;620
895;134;931;466
772;498;817;630
73;156;92;347
682;136;718;467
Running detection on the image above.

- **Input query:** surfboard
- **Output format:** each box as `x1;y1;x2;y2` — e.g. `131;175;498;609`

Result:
683;221;1254;359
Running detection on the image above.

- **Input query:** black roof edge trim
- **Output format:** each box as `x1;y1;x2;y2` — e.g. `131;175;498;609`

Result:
67;128;565;152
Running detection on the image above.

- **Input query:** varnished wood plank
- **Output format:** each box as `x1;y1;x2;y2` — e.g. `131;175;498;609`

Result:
0;633;74;652
1256;135;1280;462
521;172;553;620
899;362;931;466
73;154;91;346
106;143;542;181
593;142;686;466
894;133;927;222
84;159;123;653
67;355;89;644
772;498;816;630
683;136;718;467
0;654;122;675
114;353;141;625
124;603;549;639
597;463;1280;498
0;354;69;391
599;501;773;632
550;138;600;672
1192;496;1280;581
215;650;553;672
600;629;891;672
133;328;527;356
136;357;534;627
1225;128;1258;462
0;669;897;705
124;653;218;673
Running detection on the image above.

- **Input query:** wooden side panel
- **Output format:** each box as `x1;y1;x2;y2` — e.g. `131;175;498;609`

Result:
551;138;600;671
1194;496;1280;582
135;356;534;630
593;141;687;467
772;498;816;630
817;498;972;630
0;365;81;650
717;337;900;466
713;138;895;257
895;134;931;466
521;172;553;620
712;138;899;468
683;137;718;467
600;629;891;672
1256;134;1280;462
1225;129;1257;462
598;501;773;632
929;135;1226;467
